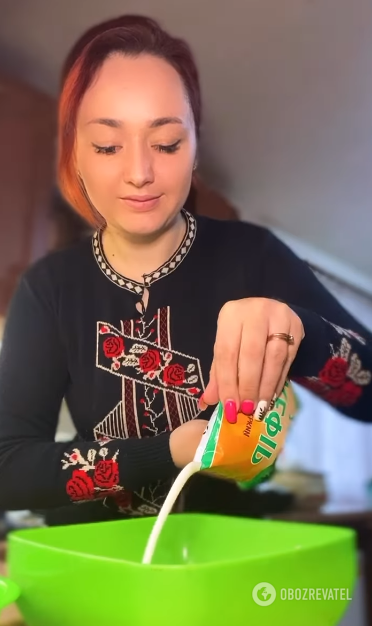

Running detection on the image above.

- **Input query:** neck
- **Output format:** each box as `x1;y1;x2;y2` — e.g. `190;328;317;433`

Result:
101;212;186;283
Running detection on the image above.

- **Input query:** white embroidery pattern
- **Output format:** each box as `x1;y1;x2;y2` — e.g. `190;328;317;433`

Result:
92;210;197;294
294;337;371;409
324;320;367;346
330;338;371;386
90;307;204;516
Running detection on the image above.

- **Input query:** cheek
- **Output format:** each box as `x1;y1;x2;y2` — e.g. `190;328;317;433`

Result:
157;152;194;196
77;153;120;199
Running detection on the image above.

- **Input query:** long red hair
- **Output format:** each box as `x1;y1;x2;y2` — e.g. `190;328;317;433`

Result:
58;15;202;228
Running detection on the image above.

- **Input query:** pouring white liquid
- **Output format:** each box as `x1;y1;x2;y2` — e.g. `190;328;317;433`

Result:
142;384;294;564
142;461;201;564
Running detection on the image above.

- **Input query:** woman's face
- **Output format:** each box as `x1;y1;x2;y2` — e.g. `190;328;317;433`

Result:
76;53;197;238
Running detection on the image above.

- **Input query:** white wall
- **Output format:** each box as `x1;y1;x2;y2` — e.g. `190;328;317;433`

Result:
1;0;372;284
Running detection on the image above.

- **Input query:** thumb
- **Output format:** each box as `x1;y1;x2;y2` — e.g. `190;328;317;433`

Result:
201;360;219;408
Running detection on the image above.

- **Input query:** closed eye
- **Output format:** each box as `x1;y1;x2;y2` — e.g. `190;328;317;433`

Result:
92;143;121;155
154;140;181;154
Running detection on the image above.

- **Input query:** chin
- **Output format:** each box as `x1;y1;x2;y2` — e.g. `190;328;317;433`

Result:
114;208;179;239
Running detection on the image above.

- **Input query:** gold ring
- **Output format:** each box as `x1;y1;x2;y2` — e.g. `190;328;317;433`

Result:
267;333;295;345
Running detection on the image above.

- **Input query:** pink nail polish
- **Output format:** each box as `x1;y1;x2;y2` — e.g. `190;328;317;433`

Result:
241;400;255;415
225;400;237;424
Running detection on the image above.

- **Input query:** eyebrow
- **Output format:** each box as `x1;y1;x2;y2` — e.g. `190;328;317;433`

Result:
87;116;183;129
150;116;183;128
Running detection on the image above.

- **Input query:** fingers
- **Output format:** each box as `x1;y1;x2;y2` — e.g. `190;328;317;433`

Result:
274;317;304;400
252;308;291;420
254;314;303;421
202;299;304;425
201;361;218;408
213;306;242;423
237;311;268;417
253;336;289;420
202;302;242;423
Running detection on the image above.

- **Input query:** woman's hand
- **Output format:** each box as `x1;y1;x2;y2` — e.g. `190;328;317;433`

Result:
170;419;208;468
201;298;304;423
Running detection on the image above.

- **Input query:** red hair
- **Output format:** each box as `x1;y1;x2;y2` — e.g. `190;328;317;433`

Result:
58;15;202;228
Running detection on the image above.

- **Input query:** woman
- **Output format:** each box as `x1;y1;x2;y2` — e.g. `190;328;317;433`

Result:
0;14;371;522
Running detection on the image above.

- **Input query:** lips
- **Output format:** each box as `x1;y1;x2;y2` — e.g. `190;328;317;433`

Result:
120;194;162;211
123;195;161;202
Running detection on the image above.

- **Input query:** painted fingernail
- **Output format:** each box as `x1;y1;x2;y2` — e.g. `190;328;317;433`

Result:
269;394;277;411
241;400;255;415
198;395;208;411
225;400;237;424
254;400;268;421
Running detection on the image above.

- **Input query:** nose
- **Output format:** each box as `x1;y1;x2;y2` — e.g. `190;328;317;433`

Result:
123;141;155;188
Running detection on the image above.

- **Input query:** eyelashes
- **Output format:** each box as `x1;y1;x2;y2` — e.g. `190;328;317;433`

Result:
91;139;182;156
92;144;119;155
155;140;181;154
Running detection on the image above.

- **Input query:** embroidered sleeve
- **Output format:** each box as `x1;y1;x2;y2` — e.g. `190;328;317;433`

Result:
61;442;123;503
289;310;372;421
258;230;372;422
0;272;176;512
57;434;176;508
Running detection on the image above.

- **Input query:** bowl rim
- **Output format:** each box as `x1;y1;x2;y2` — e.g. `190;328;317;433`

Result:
8;515;357;571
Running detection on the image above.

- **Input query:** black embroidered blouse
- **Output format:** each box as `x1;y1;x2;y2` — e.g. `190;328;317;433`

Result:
0;211;371;518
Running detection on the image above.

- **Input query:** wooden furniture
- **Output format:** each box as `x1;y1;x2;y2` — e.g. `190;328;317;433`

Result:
0;73;56;316
185;173;239;221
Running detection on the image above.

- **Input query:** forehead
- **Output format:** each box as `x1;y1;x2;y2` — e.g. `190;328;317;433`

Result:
78;53;191;125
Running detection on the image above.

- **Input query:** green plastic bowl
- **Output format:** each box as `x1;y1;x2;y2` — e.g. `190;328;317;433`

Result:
0;575;20;610
6;514;356;626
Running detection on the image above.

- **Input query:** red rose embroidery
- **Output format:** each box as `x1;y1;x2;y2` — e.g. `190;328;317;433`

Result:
294;377;328;397
188;387;200;395
112;361;121;371
93;488;117;500
325;381;362;407
66;470;95;501
103;336;124;358
319;357;348;388
99;325;110;334
139;349;161;373
113;490;132;509
97;436;111;445
163;363;185;386
94;460;119;489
